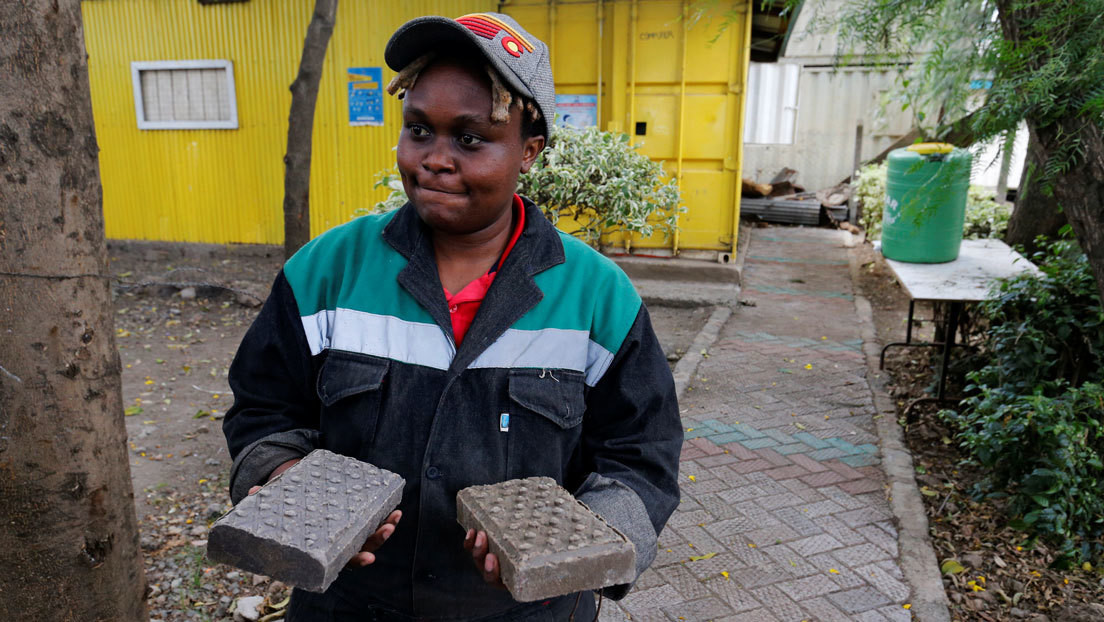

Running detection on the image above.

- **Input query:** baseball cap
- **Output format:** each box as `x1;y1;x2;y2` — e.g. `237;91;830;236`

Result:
385;13;555;138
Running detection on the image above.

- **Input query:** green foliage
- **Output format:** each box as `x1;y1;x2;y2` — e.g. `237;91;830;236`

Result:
854;162;1010;241
357;127;684;247
794;0;1104;187
517;127;683;247
940;237;1104;562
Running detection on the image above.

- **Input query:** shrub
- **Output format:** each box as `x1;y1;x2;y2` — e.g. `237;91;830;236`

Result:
356;127;684;247
940;236;1104;563
855;162;1011;241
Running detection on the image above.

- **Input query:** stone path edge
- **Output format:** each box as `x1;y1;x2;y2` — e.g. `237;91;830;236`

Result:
845;233;952;622
671;305;733;400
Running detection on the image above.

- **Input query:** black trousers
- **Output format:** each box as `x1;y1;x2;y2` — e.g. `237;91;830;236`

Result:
286;588;598;622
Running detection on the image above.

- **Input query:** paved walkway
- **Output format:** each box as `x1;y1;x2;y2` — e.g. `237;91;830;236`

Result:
603;227;912;621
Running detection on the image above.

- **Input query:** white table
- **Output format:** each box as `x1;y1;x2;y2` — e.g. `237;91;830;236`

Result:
876;239;1039;417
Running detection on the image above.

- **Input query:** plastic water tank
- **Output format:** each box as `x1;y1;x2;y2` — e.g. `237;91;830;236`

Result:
881;143;972;263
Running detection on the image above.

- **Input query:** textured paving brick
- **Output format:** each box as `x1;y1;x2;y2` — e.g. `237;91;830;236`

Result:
456;477;635;601
776;573;839;600
747;585;807;620
838;477;885;495
663;596;733;620
857;524;900;557
787;534;843;557
207;450;404;593
788;453;829;473
827;586;892;613
799;470;848;487
764;465;809;481
858;563;911;601
707;577;764;612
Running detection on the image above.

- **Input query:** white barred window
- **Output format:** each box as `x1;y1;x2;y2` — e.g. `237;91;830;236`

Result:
131;60;238;130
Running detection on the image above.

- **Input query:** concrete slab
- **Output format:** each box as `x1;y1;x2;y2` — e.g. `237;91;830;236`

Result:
207;450;404;593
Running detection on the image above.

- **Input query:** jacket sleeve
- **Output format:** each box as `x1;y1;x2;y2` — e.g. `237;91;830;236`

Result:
223;270;322;504
573;304;682;599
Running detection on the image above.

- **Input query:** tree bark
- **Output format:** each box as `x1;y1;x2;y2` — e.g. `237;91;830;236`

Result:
1004;125;1068;255
1029;117;1104;303
0;2;147;619
283;0;338;259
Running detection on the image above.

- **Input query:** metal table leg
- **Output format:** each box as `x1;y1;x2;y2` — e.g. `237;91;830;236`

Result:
903;301;963;421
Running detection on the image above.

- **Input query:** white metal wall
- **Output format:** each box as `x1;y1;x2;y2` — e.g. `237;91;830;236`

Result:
744;62;801;144
742;66;912;191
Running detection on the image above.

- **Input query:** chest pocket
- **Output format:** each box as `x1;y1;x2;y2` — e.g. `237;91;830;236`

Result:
316;350;389;458
506;369;586;478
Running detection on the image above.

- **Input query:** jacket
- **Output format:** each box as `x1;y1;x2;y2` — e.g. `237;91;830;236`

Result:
222;197;682;620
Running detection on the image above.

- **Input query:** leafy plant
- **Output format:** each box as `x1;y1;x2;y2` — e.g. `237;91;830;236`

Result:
855;162;1010;241
356;127;684;247
940;236;1104;563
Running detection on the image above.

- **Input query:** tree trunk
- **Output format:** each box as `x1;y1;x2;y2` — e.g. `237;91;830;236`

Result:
0;2;147;619
1004;125;1068;255
283;0;338;259
1029;117;1104;303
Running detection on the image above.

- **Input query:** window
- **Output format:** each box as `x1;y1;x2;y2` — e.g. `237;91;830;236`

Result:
131;60;238;130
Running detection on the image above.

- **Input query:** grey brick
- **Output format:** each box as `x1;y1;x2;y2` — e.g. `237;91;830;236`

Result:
207;450;404;593
827;586;892;613
832;543;892;568
776;574;838;600
457;477;635;601
787;534;843;557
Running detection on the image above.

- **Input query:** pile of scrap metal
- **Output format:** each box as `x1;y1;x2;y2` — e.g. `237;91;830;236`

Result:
740;168;853;227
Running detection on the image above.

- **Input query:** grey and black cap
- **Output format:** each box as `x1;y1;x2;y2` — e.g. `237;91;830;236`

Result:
385;12;556;138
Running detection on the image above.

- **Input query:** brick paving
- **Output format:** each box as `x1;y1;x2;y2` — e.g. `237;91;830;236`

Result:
601;228;911;621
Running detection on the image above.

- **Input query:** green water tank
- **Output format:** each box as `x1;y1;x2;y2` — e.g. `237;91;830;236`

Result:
881;142;972;263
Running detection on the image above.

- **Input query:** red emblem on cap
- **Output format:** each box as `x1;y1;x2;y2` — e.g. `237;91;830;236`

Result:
456;14;535;57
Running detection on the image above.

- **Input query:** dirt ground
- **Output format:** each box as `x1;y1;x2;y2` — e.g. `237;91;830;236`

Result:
852;240;1104;622
107;240;710;621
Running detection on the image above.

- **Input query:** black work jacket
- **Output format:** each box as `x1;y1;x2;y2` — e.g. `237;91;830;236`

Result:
223;199;681;620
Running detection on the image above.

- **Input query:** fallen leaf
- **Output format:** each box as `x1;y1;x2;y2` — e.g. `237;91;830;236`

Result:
941;559;966;575
124;405;143;416
688;552;717;561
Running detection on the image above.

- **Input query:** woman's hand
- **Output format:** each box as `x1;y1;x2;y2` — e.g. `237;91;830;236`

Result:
346;510;402;568
463;529;506;589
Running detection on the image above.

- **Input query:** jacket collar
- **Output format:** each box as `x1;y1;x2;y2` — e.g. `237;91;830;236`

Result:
382;196;566;374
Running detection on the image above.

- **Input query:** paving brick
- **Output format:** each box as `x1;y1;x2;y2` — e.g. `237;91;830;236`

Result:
760;427;795;445
772;508;823;538
813;515;866;546
207;450;404;593
705;516;759;542
679;446;706;461
857;563;911;601
806;447;849;461
731;458;773;474
799;470;848;487
791;432;831;450
456;477;635;601
747;586;806;621
667;509;716;529
788;453;829;473
799;596;850;621
656;563;714;602
744;524;800;547
787;534;843;557
717;484;767;504
710;431;750;445
740;437;780;450
871;604;913;621
753;448;793;467
696;493;743;520
764;465;810;481
663;596;734;621
773;442;813;455
778;479;826;504
832;543;892;568
837;506;892;528
824;459;866;481
775;573;839;600
838;477;885;495
722;443;760;461
697;453;739;468
826;586;892;613
706;576;764;613
841;453;881;467
716;609;780;622
856;524;899;557
620;584;686;614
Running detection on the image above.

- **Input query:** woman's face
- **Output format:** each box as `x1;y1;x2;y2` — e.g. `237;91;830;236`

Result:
397;59;544;237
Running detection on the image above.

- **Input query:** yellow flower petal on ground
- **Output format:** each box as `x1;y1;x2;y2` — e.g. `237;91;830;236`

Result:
688;475;696;482
804;363;813;370
903;604;911;610
720;571;730;580
829;568;840;574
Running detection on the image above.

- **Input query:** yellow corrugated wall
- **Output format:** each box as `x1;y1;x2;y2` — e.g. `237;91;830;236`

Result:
503;0;751;255
82;0;749;253
82;0;494;244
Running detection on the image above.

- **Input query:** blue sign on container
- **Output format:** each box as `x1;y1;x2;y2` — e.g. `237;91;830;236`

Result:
348;67;383;126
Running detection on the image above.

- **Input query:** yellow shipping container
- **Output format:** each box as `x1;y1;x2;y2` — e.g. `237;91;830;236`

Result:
82;0;750;256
